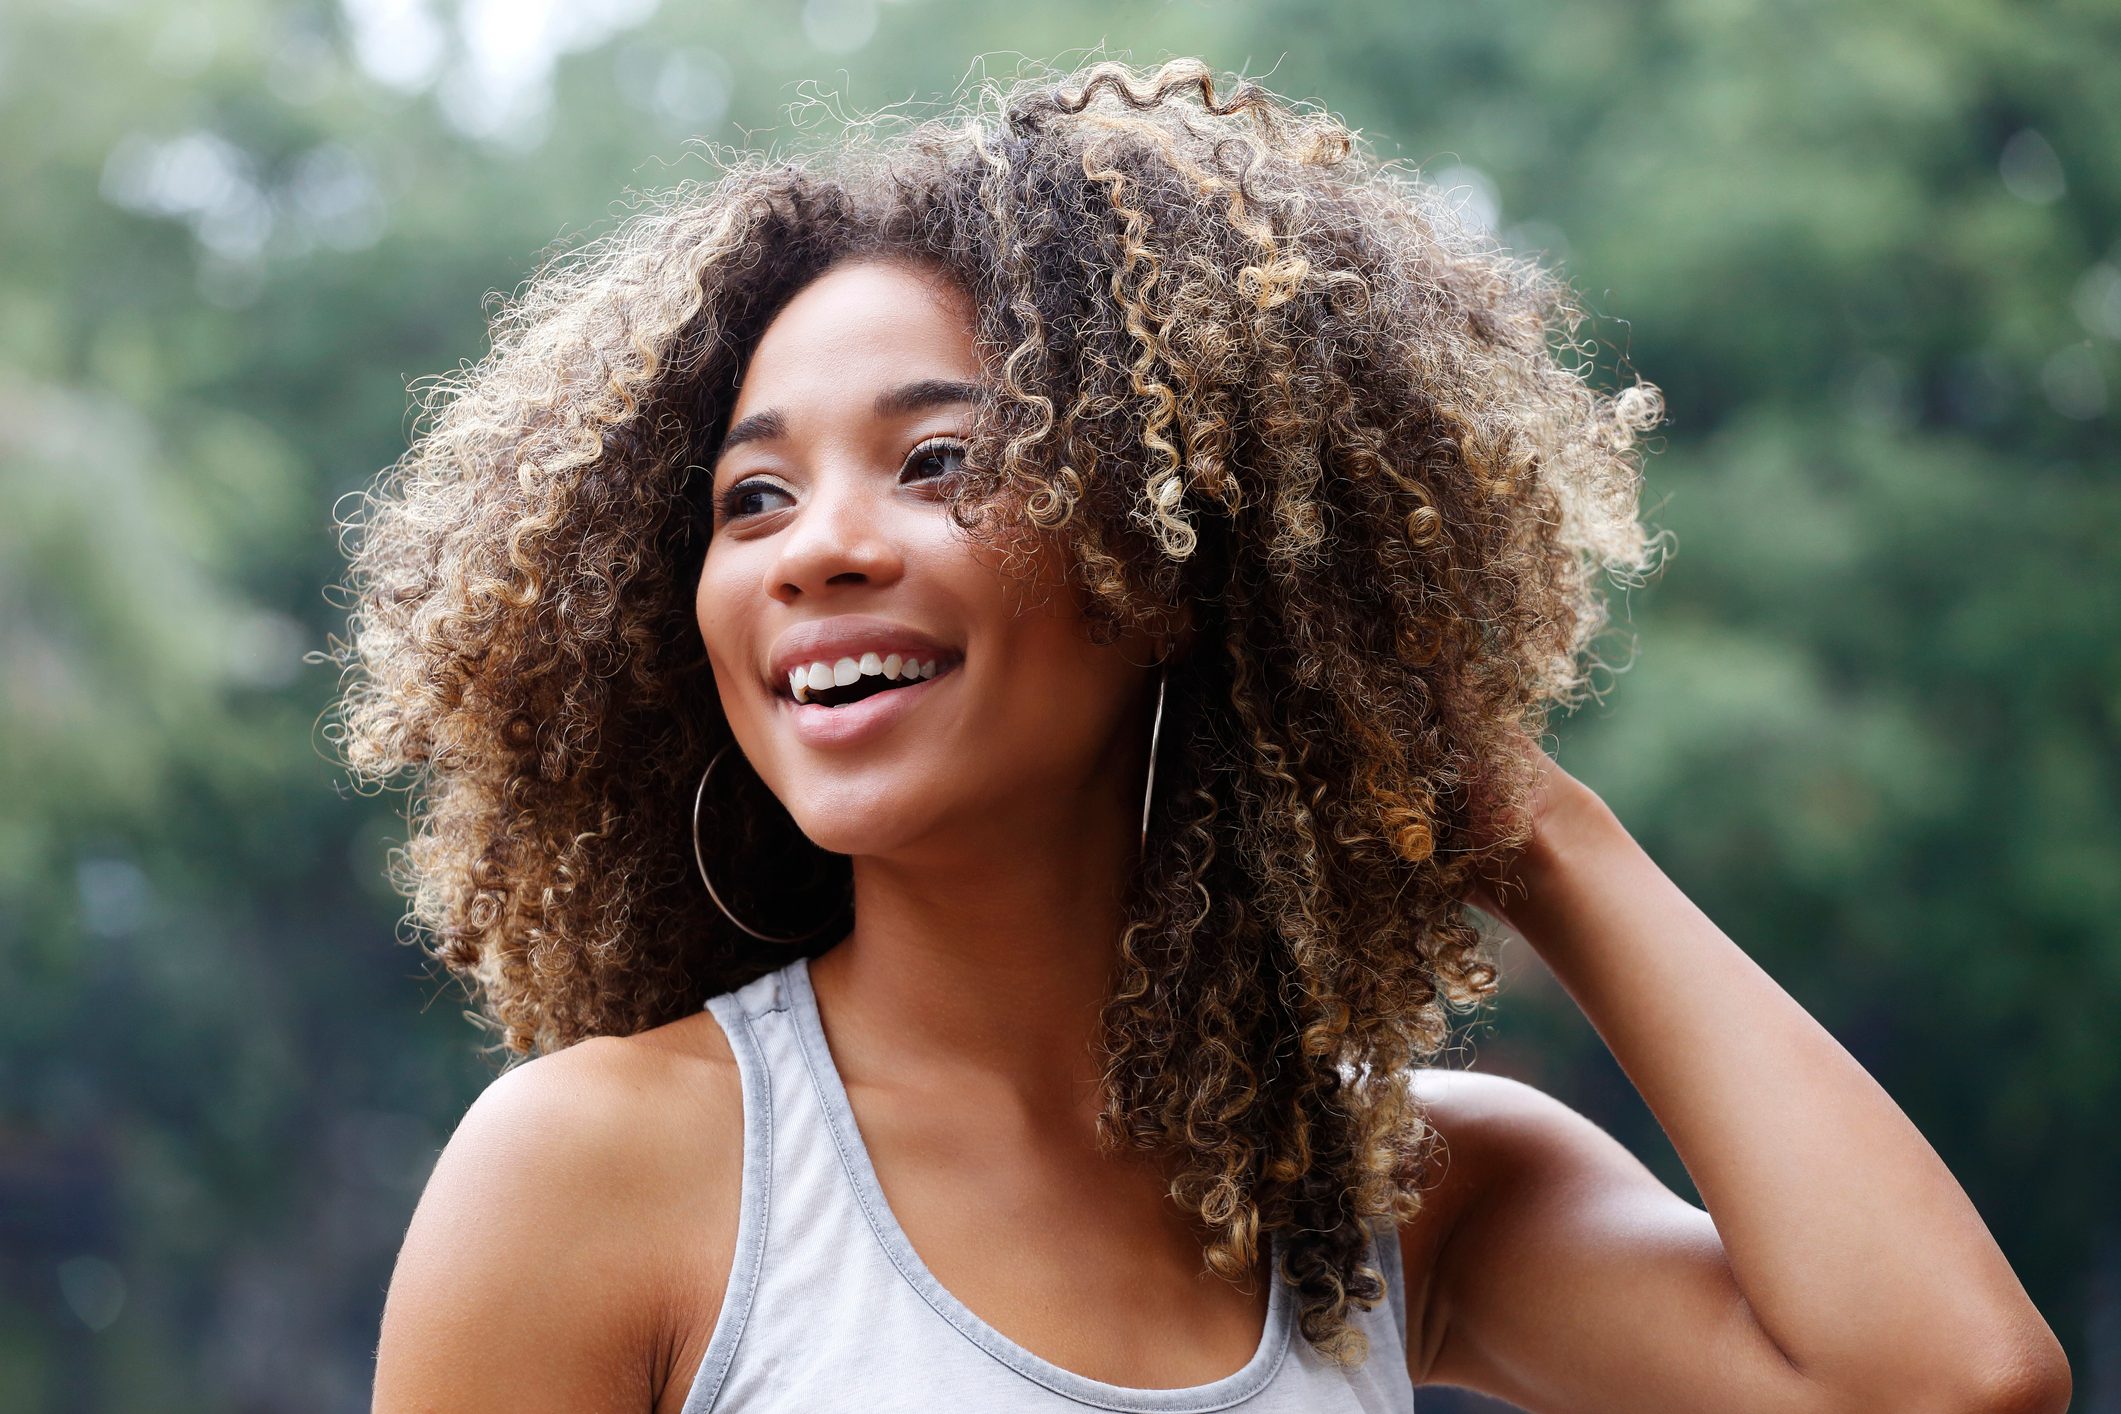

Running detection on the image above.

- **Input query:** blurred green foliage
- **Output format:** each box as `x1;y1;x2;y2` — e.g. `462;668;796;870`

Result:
1;0;2115;1409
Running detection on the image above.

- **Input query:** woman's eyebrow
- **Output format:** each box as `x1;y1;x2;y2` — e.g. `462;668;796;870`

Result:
717;408;787;458
715;380;984;464
873;378;987;417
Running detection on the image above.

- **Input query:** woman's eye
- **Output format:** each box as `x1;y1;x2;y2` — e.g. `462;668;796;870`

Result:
715;443;960;524
717;479;793;522
902;438;967;486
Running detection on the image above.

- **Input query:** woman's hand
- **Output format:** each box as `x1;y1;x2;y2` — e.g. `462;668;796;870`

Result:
1457;734;1606;930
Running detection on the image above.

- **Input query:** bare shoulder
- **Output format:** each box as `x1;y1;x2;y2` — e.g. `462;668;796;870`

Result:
1408;1067;1596;1169
373;1008;746;1413
1400;1068;1761;1408
1395;1069;1619;1380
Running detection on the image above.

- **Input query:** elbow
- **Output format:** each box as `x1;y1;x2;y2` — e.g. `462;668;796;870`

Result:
1843;1331;2074;1414
1948;1337;2073;1414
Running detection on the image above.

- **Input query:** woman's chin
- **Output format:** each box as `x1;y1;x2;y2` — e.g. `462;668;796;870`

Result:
784;797;951;861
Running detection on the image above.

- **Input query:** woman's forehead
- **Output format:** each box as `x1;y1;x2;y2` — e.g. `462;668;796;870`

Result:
726;260;979;428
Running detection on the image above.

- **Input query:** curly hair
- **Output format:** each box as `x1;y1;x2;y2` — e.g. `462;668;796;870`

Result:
324;57;1665;1368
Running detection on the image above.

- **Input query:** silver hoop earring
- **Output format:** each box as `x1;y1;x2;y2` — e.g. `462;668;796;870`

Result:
1140;663;1168;850
692;744;826;944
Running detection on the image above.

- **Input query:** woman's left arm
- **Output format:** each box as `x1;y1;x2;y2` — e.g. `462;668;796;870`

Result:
1415;750;2071;1414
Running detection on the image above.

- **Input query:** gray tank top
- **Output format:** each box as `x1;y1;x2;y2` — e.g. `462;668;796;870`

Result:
680;954;1418;1412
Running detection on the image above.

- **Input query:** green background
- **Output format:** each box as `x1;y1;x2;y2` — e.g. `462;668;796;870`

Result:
2;1;2115;1408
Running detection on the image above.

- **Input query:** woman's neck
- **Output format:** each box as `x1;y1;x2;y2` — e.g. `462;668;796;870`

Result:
806;783;1138;1114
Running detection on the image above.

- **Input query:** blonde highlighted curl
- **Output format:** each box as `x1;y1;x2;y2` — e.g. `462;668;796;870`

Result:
325;58;1665;1367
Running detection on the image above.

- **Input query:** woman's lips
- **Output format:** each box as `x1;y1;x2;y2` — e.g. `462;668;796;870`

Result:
776;663;955;748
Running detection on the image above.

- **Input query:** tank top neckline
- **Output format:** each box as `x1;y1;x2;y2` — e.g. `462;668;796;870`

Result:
780;952;1299;1410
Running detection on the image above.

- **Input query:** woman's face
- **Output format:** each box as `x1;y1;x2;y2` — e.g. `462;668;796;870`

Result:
696;257;1156;862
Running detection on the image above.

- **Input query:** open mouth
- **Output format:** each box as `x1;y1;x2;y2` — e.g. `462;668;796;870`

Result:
782;653;959;708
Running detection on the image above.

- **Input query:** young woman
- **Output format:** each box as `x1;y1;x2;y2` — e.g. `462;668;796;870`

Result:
341;59;2069;1413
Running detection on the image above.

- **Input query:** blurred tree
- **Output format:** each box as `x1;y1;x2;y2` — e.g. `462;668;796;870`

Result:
0;1;2112;1409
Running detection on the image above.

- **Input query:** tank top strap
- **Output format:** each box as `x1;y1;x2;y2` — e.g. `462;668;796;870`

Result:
686;963;784;1411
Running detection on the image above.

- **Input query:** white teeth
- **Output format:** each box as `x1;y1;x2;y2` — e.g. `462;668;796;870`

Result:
787;652;950;703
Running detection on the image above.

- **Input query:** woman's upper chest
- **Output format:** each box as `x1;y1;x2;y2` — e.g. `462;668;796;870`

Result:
861;1075;1284;1385
650;1078;1281;1406
638;997;1450;1410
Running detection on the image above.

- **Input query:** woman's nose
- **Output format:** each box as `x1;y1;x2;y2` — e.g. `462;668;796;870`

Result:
765;472;906;603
